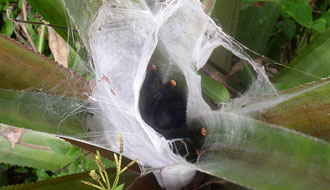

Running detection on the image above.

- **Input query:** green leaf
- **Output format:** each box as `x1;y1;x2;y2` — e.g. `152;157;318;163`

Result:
60;136;139;173
210;0;242;72
27;0;99;76
47;139;72;155
0;123;109;174
273;30;330;87
252;78;330;141
66;146;83;157
27;0;101;49
308;18;327;33
0;168;137;190
0;123;80;171
60;0;102;47
26;0;69;43
114;184;125;190
100;157;116;169
244;0;326;31
1;15;14;37
277;19;296;39
245;0;313;25
226;2;281;92
194;112;330;190
264;29;287;61
80;158;89;170
273;83;295;91
237;2;281;53
0;89;87;136
48;139;84;157
212;0;242;36
68;159;83;174
0;35;90;99
279;0;313;26
36;169;50;181
201;73;230;103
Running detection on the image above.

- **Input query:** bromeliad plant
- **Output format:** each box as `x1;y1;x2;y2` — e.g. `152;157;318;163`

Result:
0;0;330;190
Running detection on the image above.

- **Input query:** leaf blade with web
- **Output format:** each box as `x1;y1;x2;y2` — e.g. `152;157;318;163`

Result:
0;89;87;136
194;112;330;190
0;35;90;99
251;78;330;141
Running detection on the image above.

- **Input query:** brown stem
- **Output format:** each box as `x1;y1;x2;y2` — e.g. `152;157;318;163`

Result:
14;19;75;31
6;4;75;34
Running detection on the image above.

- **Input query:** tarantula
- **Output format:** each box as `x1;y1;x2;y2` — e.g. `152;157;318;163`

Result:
139;62;206;162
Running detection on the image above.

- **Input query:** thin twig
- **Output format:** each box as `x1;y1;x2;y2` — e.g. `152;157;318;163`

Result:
7;5;28;45
13;27;29;45
21;0;37;51
14;19;76;31
6;4;75;32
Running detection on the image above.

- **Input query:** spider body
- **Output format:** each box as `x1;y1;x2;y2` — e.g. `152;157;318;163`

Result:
139;62;206;162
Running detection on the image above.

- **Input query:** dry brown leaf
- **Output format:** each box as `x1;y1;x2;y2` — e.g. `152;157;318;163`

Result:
48;27;69;68
0;123;27;149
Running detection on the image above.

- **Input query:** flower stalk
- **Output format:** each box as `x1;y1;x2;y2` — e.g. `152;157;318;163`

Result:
82;133;139;190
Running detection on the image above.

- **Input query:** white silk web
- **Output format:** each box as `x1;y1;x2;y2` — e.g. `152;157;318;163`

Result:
86;0;273;161
61;0;315;189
